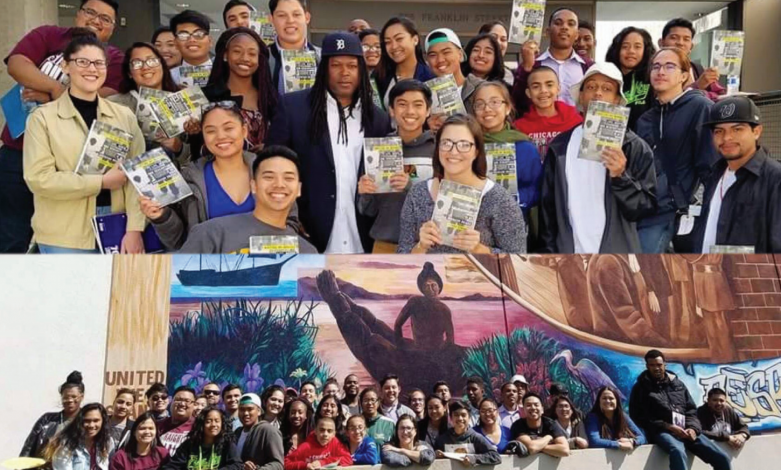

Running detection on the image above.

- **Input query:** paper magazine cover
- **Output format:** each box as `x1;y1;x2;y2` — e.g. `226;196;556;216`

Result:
579;101;630;162
711;30;745;76
177;64;212;88
74;121;134;175
425;74;467;116
249;235;300;254
363;137;404;193
151;86;209;138
404;155;434;184
92;212;164;254
121;147;193;207
136;87;170;142
281;49;317;93
485;143;518;198
509;0;547;45
249;11;276;45
432;179;483;248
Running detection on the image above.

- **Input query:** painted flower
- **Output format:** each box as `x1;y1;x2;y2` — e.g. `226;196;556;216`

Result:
241;363;264;393
290;368;308;379
181;362;208;390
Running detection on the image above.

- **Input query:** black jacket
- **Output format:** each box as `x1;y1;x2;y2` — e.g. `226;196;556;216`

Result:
161;438;243;470
539;126;657;253
21;411;65;458
696;405;750;442
266;88;392;253
629;371;702;437
636;90;717;226
692;147;781;253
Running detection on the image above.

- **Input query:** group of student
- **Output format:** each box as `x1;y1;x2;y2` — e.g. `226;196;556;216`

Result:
1;0;778;255
22;350;750;470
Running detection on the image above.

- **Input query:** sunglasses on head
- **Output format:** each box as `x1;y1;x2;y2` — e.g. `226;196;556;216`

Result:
202;100;241;114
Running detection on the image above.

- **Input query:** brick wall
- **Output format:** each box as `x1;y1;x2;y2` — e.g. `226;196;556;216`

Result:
728;254;781;361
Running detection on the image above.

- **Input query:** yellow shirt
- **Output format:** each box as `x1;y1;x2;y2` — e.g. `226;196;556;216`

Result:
23;92;146;250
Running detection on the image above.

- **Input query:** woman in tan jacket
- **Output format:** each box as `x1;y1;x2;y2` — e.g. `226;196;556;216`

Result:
23;34;146;253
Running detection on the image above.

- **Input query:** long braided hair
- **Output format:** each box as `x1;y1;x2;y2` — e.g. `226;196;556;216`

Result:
207;27;277;132
308;55;376;143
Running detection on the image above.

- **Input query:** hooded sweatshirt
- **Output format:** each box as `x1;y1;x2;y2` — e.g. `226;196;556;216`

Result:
283;433;352;470
433;428;501;466
635;89;717;227
484;125;543;214
357;131;435;243
514;101;583;159
350;436;380;465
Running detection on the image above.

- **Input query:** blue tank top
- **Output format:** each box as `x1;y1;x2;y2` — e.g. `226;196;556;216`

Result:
204;161;255;219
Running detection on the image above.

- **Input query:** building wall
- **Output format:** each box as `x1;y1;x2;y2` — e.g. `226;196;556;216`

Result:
729;254;781;360
0;0;59;129
742;0;781;93
0;256;113;460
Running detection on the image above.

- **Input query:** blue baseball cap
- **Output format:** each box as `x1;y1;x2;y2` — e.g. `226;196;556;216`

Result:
321;31;363;57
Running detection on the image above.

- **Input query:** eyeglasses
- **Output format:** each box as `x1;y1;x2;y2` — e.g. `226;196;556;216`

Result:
362;45;381;53
176;30;209;42
150;394;169;402
474;98;507;112
347;425;366;432
130;57;161;70
651;62;681;73
69;58;108;70
80;7;115;26
480;408;497;414
439;139;475;153
362;398;379;405
203;100;241;113
203;390;221;396
173;398;195;405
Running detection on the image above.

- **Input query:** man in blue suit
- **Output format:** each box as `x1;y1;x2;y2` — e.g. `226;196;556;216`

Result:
268;31;392;253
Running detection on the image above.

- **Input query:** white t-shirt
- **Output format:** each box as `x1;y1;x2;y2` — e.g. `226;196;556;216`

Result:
565;125;606;253
703;168;737;253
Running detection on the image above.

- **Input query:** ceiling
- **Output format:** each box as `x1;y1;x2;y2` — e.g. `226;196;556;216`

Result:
596;1;731;21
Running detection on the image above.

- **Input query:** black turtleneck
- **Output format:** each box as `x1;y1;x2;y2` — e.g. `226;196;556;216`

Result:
70;92;110;207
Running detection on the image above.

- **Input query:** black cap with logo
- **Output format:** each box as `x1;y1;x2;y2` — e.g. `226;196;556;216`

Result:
704;96;762;128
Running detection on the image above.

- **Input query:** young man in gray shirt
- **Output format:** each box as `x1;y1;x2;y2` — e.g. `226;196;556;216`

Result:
180;145;318;254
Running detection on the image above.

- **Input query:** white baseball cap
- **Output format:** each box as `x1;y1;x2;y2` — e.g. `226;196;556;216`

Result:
511;374;528;385
569;62;628;108
425;28;463;53
240;393;262;408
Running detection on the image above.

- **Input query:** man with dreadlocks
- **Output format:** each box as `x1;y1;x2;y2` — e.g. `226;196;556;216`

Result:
268;31;392;253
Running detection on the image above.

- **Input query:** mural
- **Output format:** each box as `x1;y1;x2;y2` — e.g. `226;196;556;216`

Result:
102;254;781;432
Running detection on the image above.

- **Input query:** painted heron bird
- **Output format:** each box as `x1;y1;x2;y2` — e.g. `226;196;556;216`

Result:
551;349;625;403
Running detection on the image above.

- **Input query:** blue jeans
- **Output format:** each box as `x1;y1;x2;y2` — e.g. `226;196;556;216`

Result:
0;145;34;253
651;432;731;470
38;244;99;254
638;218;676;253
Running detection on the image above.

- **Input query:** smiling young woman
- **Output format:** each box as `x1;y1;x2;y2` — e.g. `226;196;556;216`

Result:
397;114;527;254
48;403;114;470
23;34;147;254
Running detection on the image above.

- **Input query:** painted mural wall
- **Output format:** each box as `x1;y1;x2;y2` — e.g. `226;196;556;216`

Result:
103;254;781;432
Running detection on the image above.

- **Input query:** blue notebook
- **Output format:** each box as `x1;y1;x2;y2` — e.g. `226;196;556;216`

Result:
0;84;37;139
92;212;164;254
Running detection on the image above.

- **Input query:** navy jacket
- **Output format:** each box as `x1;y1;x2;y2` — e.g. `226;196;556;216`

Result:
266;89;392;253
635;90;717;226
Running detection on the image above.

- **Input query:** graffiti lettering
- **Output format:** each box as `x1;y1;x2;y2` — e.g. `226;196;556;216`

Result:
700;361;781;421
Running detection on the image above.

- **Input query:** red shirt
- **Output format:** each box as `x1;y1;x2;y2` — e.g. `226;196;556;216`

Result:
513;100;583;160
284;433;352;470
157;417;194;456
109;447;170;470
1;25;125;149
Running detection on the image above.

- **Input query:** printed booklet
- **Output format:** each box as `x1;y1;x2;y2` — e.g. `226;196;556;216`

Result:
74;121;134;175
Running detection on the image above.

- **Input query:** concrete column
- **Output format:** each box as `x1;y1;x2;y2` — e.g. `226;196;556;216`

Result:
0;0;59;128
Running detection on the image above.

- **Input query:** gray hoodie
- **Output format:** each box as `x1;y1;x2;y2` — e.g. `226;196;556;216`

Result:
151;152;257;251
380;442;435;467
357;131;435;244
